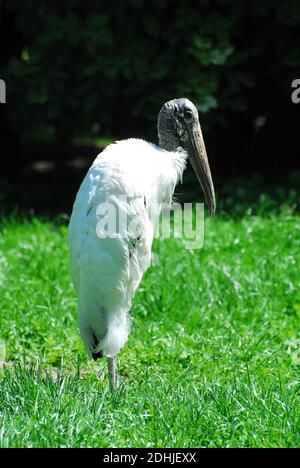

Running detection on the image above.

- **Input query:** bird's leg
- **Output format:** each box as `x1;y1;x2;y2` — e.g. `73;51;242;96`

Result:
107;356;117;391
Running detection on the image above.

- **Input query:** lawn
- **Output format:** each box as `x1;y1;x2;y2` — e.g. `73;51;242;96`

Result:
0;181;300;447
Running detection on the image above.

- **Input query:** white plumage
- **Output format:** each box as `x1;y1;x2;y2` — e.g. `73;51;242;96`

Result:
68;138;186;358
68;98;215;389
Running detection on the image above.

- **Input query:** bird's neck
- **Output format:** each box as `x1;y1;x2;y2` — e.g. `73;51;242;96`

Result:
158;131;181;152
157;108;182;152
158;127;188;174
157;110;188;191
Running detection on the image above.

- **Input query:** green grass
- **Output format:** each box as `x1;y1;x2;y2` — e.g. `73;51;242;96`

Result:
0;196;300;447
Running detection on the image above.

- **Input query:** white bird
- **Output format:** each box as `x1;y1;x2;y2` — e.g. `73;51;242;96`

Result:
68;98;215;390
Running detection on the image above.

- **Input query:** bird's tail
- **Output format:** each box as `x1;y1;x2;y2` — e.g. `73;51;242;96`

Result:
78;305;130;359
94;308;130;357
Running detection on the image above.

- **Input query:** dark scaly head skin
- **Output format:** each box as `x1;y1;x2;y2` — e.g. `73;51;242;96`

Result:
158;98;216;215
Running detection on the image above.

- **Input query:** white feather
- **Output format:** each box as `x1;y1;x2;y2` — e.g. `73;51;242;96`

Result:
68;138;187;357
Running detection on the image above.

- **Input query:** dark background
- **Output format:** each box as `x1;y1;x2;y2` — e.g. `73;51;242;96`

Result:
0;0;300;215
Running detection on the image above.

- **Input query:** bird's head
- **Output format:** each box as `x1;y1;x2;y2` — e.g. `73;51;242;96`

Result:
158;98;216;215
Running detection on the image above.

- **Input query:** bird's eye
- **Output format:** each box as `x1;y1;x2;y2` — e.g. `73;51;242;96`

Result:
183;109;193;120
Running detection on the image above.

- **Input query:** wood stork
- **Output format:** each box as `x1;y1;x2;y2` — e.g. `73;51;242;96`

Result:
68;98;215;390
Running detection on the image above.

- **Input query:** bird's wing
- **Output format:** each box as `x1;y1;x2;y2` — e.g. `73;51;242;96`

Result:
67;138;183;357
67;146;153;310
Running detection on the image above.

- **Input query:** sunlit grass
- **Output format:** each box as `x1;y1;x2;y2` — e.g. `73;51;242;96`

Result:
0;199;300;447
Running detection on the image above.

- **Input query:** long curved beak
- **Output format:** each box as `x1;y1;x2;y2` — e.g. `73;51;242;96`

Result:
185;123;216;215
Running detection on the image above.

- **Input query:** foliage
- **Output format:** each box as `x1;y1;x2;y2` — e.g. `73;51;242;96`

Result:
3;0;300;142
